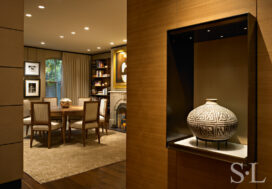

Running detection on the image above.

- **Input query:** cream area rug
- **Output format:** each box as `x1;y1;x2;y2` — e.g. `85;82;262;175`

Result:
23;129;126;184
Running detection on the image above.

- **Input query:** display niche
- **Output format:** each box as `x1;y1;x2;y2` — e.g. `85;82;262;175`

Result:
166;13;256;163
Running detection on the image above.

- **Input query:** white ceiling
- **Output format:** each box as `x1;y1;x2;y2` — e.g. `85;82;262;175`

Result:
24;0;127;54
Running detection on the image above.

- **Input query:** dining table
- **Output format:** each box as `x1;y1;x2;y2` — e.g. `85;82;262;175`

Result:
50;105;84;144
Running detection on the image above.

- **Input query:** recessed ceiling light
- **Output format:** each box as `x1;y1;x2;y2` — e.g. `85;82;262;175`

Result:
84;26;90;31
123;39;127;43
59;35;64;39
25;13;32;17
41;41;45;45
87;49;91;52
110;42;114;45
207;29;211;32
220;35;224;38
97;47;101;50
71;31;76;35
38;5;45;9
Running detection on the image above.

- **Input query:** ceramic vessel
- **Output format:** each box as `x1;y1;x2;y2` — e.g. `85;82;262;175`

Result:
187;99;238;141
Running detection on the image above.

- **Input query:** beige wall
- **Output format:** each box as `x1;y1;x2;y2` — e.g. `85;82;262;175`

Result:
0;0;24;184
127;0;272;188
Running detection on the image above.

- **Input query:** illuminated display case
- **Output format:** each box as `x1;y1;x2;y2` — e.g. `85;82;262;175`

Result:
166;14;256;163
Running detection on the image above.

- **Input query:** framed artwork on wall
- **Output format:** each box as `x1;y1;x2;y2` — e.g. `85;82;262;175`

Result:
113;49;127;89
24;79;40;98
24;61;40;76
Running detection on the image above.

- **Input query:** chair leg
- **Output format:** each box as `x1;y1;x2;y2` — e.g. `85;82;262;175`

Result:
96;128;100;144
82;129;86;147
26;125;29;136
68;126;71;141
30;126;33;148
48;130;51;149
105;122;108;135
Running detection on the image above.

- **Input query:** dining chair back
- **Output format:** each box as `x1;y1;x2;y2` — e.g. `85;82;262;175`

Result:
99;98;107;117
31;102;51;125
23;99;31;118
43;97;58;108
84;101;100;124
78;97;91;106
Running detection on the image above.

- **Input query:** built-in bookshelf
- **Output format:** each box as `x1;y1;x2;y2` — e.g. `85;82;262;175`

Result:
90;58;111;98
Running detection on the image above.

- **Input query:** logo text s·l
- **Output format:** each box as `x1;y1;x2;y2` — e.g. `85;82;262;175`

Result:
231;162;266;184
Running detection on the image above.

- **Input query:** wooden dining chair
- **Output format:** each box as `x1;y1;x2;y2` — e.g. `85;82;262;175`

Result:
30;102;63;149
69;101;100;146
99;98;108;134
23;99;31;136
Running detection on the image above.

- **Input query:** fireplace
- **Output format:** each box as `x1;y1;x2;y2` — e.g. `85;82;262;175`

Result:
109;91;127;129
115;103;127;131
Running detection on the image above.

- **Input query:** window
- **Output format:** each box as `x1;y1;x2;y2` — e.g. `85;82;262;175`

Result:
45;59;62;103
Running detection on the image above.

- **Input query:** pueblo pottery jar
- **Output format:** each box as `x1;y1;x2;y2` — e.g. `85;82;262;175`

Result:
187;99;238;141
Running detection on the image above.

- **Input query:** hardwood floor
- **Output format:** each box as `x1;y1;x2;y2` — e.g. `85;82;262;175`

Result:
22;161;126;189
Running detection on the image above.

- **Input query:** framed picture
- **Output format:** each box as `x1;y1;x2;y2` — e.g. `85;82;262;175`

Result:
113;49;127;89
24;61;40;76
24;79;40;98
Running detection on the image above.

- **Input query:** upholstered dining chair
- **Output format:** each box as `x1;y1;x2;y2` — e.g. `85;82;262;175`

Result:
30;102;62;149
68;97;92;123
23;99;31;136
99;98;108;134
69;101;100;146
43;97;58;108
78;97;92;106
43;97;61;121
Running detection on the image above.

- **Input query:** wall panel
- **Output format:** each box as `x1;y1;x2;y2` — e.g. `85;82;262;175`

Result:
257;0;272;188
0;28;23;67
127;0;258;188
0;106;23;145
0;1;23;185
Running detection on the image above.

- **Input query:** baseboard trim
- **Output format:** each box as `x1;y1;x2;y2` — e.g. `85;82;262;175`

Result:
0;179;21;189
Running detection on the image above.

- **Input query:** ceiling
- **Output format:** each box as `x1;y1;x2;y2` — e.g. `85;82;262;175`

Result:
24;0;127;54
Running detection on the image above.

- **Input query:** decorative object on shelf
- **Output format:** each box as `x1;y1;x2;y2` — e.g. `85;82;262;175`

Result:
187;99;238;141
60;98;72;108
91;89;97;95
24;79;40;97
113;49;127;89
24;61;40;76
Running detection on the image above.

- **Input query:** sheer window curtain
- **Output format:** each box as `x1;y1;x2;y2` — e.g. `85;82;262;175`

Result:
61;52;90;105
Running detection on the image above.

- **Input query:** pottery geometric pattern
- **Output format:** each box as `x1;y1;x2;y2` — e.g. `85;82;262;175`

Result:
187;99;238;141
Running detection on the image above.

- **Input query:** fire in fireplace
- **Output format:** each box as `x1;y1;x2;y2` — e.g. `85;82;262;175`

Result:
115;103;127;131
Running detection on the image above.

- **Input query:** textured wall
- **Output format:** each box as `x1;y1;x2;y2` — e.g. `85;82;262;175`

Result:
0;0;24;184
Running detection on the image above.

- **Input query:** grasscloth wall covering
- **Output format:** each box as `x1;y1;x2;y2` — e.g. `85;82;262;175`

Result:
0;0;23;185
127;0;272;188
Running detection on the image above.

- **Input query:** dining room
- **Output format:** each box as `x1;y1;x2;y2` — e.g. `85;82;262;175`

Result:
22;0;127;185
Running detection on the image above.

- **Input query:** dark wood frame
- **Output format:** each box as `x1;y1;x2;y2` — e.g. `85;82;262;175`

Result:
24;79;41;98
166;13;257;163
69;101;100;146
30;102;63;148
24;61;40;76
